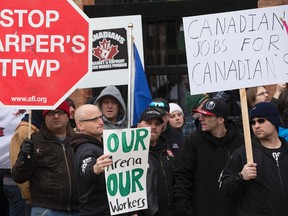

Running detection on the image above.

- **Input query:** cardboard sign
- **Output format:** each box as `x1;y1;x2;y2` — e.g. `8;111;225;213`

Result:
183;5;288;95
103;127;150;215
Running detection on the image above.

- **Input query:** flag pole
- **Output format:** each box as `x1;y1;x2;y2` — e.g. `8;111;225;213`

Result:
127;22;134;128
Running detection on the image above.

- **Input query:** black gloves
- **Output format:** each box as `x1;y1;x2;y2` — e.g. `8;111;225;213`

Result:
20;138;34;162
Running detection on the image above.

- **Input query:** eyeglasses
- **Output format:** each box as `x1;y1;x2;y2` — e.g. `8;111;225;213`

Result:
250;118;267;125
149;101;169;112
79;115;103;123
46;110;66;116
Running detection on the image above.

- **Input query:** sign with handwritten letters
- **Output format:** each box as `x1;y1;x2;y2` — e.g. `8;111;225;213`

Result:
183;5;288;95
103;127;151;215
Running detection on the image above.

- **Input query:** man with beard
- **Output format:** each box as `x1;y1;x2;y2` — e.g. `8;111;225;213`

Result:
137;108;176;216
12;101;79;216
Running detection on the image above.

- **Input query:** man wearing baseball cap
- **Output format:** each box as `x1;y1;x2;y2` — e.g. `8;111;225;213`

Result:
220;102;288;216
174;99;244;216
149;98;183;156
12;101;79;216
137;108;176;216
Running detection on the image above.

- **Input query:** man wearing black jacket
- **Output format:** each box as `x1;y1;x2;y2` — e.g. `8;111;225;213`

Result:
138;108;176;216
220;102;288;216
72;104;136;216
72;104;113;216
12;101;79;216
173;99;244;216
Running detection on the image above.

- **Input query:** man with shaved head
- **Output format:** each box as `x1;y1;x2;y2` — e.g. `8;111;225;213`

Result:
72;104;113;216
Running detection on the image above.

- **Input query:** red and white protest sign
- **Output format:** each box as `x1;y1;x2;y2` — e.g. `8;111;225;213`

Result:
0;0;91;109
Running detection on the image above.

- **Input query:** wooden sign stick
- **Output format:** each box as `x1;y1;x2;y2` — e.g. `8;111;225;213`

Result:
239;88;253;163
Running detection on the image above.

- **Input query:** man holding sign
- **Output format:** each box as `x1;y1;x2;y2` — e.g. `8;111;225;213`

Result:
220;102;288;216
72;104;113;215
72;104;135;216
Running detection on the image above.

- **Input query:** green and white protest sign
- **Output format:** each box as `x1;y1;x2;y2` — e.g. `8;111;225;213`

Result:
103;127;151;215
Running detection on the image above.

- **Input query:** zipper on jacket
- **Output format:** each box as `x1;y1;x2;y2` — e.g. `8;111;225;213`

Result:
62;143;72;211
150;150;171;208
275;158;284;195
159;150;171;208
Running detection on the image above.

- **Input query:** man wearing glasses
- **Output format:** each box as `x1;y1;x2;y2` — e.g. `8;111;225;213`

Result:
220;102;288;216
72;104;113;215
173;98;244;216
12;101;79;216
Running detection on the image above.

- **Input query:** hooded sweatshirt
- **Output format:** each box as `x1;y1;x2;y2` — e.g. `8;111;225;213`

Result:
71;134;109;216
94;85;127;129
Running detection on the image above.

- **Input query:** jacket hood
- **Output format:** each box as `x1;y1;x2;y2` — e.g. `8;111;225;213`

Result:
94;85;127;127
201;120;240;146
71;133;103;152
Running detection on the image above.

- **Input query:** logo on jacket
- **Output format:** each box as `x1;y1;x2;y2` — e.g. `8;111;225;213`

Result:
166;150;174;158
81;157;92;173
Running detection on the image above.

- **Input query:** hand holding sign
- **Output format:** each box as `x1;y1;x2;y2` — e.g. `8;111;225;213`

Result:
94;154;112;175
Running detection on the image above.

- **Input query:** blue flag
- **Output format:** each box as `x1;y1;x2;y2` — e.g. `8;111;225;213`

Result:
133;43;152;126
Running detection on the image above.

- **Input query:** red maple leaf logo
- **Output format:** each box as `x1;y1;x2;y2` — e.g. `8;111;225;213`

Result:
93;38;119;60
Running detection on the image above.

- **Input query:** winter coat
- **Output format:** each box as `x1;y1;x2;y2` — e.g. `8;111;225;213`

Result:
12;124;79;211
141;135;176;216
174;124;244;216
71;134;110;216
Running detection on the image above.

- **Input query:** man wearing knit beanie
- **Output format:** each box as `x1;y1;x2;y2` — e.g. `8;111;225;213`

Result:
182;92;209;137
185;92;209;115
220;102;288;216
12;100;79;215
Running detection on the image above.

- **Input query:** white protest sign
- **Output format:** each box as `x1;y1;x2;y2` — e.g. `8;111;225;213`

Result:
183;5;288;95
103;127;151;215
79;15;144;88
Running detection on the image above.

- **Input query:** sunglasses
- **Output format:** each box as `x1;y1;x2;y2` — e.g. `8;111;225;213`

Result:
149;101;169;112
250;118;267;125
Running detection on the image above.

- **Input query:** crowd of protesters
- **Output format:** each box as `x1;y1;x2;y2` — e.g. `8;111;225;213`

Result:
1;83;288;216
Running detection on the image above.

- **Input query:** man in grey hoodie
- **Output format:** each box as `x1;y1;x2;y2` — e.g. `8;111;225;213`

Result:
94;85;127;129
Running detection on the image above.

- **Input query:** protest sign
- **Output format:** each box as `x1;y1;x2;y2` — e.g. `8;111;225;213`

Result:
0;0;91;109
183;5;288;95
103;127;150;215
79;15;143;88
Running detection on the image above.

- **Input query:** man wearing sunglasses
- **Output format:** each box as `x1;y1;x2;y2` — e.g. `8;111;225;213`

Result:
149;98;183;156
220;102;288;216
173;98;244;216
12;101;79;216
